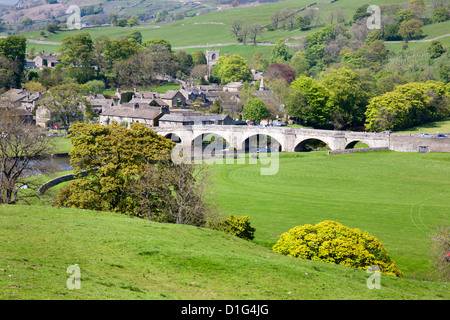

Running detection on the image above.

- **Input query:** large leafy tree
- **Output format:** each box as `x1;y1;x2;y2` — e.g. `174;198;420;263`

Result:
288;76;332;128
57;33;95;84
104;38;141;64
242;98;269;122
213;54;252;85
55;123;174;213
320;67;370;130
398;18;424;41
270;39;292;63
0;35;26;88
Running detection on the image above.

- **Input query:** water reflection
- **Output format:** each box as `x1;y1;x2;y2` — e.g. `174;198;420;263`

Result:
27;155;72;177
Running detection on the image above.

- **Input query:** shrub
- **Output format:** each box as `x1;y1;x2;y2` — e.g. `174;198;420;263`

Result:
272;220;403;277
209;214;256;240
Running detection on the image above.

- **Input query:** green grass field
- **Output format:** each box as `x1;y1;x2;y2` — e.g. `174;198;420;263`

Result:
208;151;450;277
395;118;450;134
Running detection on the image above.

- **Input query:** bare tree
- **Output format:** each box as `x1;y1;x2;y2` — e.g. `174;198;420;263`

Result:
229;18;245;39
247;23;263;46
270;10;283;29
130;161;212;226
0;108;54;204
430;223;450;282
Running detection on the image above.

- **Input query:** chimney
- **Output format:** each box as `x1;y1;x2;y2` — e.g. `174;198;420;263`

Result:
133;103;139;110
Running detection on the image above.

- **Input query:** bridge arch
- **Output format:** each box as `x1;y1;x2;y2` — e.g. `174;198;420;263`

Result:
241;134;282;152
191;132;229;149
165;133;182;143
345;140;371;149
294;138;330;152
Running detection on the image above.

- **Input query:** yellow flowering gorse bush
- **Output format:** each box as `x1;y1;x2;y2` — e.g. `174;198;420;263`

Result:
273;220;403;277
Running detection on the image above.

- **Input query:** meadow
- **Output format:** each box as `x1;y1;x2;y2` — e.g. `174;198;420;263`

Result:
2;150;449;300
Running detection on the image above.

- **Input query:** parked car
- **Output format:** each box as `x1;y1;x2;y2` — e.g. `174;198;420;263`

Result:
272;121;286;126
419;133;433;137
437;133;448;138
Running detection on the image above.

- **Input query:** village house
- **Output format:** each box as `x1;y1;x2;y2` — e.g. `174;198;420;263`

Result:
33;53;60;69
159;90;187;108
83;94;116;115
99;102;165;127
223;81;243;93
0;88;42;112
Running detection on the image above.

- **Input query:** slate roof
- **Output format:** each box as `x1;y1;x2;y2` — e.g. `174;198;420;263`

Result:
102;105;163;120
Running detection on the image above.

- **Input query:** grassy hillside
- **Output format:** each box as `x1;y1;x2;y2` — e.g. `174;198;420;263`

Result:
24;0;415;53
1;204;449;300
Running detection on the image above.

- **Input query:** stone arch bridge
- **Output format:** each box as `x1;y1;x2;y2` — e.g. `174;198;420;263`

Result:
152;125;450;153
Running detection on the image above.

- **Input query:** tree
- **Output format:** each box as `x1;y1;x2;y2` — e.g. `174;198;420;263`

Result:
247;23;263;46
290;51;309;76
0;55;20;90
352;4;370;22
116;19;128;27
396;9;415;23
0;35;26;88
398;19;424;41
105;38;141;63
85;79;105;94
270;39;292;63
55;123;174;214
270;10;283;30
214;54;252;85
321;67;370;130
22;17;33;26
0;108;53;204
113;52;153;87
46;23;59;33
127;15;139;27
129;160;210;226
364;81;450;131
242;98;269;122
273;221;403;277
146;45;179;76
175;50;194;75
93;35;110;77
427;40;446;59
142;39;172;52
432;6;449;23
127;30;142;45
229;18;245;39
57;33;95;84
288;76;332;128
265;63;296;84
38;83;95;132
192;51;207;66
430;223;450;282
